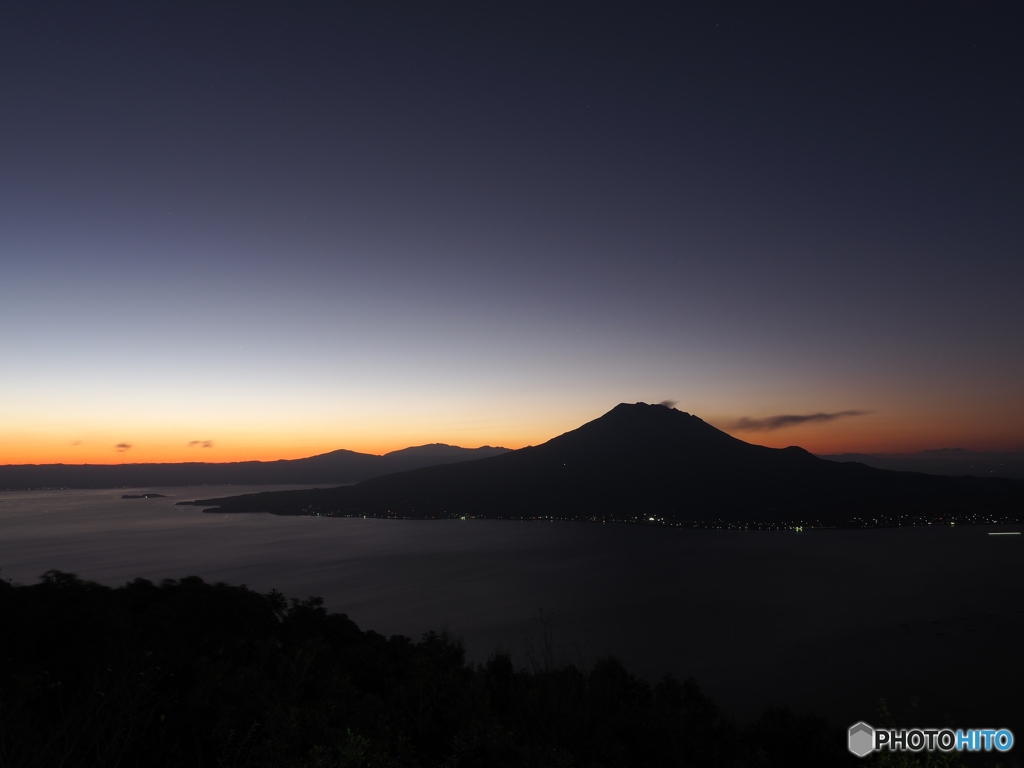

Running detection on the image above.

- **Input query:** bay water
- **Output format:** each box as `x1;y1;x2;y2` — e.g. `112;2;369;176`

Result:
2;485;1021;732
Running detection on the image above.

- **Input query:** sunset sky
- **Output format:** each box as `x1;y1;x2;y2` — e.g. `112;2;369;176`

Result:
2;3;1022;465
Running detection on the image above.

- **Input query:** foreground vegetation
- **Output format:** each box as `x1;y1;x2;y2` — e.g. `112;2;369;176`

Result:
0;573;985;767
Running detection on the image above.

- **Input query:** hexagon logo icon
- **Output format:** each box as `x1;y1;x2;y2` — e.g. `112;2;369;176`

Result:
848;721;875;757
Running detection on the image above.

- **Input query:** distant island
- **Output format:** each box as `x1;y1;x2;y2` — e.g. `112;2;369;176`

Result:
179;403;1024;529
121;493;167;499
0;444;509;490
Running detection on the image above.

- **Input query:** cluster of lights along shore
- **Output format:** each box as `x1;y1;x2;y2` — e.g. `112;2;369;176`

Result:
305;511;1023;529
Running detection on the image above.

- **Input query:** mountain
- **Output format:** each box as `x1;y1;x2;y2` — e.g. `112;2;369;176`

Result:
0;444;509;490
183;403;1024;525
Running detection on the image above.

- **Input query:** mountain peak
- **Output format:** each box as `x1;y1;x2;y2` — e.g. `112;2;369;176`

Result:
608;401;689;416
546;402;740;455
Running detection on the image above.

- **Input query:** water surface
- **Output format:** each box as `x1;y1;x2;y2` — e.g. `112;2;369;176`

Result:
2;486;1021;730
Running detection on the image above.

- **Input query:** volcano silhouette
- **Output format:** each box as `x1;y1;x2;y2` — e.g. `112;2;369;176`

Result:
191;403;1024;523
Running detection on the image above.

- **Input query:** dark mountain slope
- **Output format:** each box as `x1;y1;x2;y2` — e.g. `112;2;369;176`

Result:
0;444;509;490
189;403;1024;523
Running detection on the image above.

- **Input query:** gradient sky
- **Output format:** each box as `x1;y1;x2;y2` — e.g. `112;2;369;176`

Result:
2;3;1022;464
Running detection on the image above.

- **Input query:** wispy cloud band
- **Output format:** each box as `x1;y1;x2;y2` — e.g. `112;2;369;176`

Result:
730;410;869;432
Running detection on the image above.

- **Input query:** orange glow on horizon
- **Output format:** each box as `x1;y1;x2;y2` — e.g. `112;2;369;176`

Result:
1;408;1021;466
0;434;533;466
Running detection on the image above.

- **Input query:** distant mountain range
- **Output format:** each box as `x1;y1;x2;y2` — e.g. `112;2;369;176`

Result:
819;450;1024;480
181;403;1024;526
0;444;509;490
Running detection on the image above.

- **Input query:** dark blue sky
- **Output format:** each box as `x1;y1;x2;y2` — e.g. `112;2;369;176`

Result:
2;2;1022;462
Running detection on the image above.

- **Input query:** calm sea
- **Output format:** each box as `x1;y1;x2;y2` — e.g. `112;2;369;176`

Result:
2;485;1022;731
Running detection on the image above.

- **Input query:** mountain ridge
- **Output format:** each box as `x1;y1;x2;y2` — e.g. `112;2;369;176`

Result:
0;444;510;490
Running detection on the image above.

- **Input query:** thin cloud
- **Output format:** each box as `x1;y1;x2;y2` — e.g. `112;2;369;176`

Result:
115;443;133;452
730;411;869;432
188;440;214;448
657;400;678;409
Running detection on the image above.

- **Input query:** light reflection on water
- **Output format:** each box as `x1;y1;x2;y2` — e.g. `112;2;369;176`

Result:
1;485;1022;728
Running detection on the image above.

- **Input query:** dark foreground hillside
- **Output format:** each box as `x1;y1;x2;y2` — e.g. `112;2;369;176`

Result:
0;572;974;768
